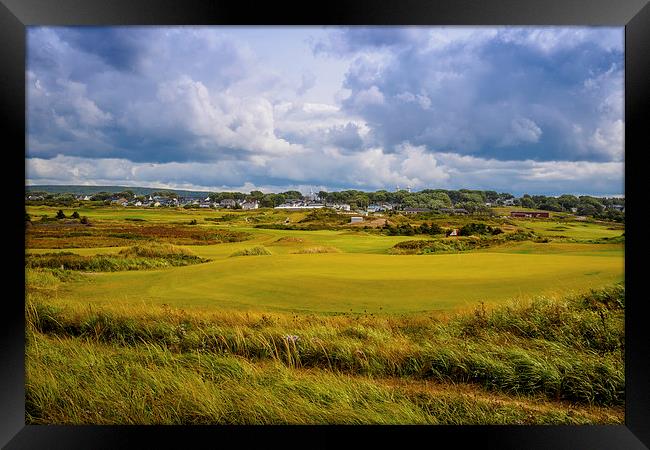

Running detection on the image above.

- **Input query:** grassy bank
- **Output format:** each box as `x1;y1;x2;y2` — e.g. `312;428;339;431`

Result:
26;277;624;423
26;243;209;272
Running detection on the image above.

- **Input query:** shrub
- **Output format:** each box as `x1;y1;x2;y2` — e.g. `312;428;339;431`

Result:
71;212;80;219
391;237;490;254
55;210;66;220
459;222;501;236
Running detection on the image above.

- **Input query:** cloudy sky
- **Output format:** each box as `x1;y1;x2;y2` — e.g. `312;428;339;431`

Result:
26;26;624;196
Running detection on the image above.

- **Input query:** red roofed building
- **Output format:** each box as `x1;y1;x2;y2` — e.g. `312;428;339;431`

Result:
510;211;550;218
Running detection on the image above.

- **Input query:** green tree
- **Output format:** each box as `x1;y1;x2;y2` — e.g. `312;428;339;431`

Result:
557;194;579;210
55;210;66;220
428;223;443;235
248;190;265;201
520;195;536;209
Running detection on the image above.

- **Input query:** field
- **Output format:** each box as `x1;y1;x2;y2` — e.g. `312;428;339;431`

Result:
25;205;625;424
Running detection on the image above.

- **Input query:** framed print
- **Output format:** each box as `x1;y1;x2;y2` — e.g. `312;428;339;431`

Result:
2;0;649;448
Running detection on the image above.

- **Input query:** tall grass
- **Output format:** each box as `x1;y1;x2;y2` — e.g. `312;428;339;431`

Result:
230;246;272;257
25;243;208;272
292;246;340;254
26;331;621;425
26;284;624;406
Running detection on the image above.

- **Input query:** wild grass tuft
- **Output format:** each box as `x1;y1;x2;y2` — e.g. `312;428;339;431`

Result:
230;246;272;257
292;247;340;254
26;243;208;272
26;284;624;407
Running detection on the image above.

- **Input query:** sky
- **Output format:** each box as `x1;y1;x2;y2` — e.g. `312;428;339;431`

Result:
25;26;624;196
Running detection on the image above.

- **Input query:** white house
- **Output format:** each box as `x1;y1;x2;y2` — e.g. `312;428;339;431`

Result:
241;201;259;210
350;216;363;224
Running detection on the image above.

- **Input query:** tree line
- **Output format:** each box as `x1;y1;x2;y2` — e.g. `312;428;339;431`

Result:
26;188;624;221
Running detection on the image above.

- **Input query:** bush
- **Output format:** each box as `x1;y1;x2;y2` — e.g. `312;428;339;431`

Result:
71;212;80;219
55;210;66;220
459;222;502;236
391;237;490;254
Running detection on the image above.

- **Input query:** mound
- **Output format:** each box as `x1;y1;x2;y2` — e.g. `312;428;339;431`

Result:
272;236;306;244
292;246;340;254
230;246;272;257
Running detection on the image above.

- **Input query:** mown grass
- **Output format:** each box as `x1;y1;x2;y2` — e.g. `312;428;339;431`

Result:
25;243;209;272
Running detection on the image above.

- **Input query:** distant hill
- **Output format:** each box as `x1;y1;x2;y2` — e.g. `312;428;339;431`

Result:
26;185;213;198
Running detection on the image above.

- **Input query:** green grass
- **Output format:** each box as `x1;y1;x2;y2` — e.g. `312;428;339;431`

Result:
25;207;624;313
24;206;625;424
26;243;208;272
25;284;624;424
516;219;624;240
53;248;622;313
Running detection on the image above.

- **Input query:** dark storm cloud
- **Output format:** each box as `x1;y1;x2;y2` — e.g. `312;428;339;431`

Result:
58;27;151;72
26;26;624;195
331;27;623;162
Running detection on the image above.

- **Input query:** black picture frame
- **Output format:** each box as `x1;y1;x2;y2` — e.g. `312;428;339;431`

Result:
2;0;648;448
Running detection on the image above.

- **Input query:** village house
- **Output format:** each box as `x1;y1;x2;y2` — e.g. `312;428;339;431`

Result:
510;211;550;218
350;216;364;224
275;201;324;210
403;207;431;215
111;197;129;206
439;208;469;215
329;203;351;211
241;200;259;210
220;199;238;208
